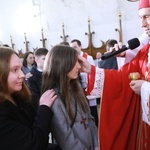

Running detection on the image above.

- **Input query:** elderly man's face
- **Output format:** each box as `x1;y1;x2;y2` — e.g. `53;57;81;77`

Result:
139;7;150;36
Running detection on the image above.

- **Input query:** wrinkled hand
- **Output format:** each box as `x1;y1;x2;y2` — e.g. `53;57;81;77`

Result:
129;80;145;95
39;89;57;107
109;42;126;57
78;55;91;73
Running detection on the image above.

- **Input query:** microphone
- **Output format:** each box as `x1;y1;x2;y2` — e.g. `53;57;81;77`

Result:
101;38;140;60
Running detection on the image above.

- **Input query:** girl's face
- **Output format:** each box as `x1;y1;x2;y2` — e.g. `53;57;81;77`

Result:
26;53;35;66
67;60;81;80
7;54;25;94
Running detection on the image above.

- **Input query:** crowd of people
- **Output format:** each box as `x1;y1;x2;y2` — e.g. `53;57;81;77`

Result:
0;0;150;149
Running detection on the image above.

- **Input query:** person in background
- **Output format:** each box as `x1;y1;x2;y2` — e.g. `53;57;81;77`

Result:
70;39;99;127
22;51;35;80
41;45;99;150
98;39;118;69
98;39;125;70
94;52;102;67
0;46;56;150
70;39;95;66
78;0;150;149
3;44;10;47
27;48;48;111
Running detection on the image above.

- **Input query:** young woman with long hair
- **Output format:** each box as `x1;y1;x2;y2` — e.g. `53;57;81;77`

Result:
0;47;56;150
42;45;99;150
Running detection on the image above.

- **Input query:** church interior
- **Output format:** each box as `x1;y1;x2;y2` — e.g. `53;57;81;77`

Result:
0;0;141;58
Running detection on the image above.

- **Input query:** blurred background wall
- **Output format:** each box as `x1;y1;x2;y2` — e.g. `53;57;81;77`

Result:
0;0;142;56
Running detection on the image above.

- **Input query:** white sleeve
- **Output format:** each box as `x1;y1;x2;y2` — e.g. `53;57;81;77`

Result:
141;81;150;126
125;50;138;64
116;57;125;69
87;55;95;66
125;33;149;64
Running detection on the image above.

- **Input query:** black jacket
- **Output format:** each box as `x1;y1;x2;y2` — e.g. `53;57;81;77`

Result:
27;66;42;111
98;56;118;70
0;99;53;150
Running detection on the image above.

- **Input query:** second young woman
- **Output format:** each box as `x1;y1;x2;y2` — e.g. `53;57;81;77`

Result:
41;45;99;150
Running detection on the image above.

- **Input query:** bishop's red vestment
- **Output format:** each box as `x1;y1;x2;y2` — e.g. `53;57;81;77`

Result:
91;44;150;149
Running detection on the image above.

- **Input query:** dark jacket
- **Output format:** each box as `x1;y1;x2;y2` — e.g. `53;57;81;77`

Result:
98;56;118;70
50;88;98;150
27;66;42;111
0;99;53;150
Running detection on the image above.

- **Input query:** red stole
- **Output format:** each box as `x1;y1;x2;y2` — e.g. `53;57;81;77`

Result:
91;44;150;149
82;52;95;95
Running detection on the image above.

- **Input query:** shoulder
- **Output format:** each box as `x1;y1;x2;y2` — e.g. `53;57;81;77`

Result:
133;44;149;59
22;66;30;74
0;101;14;117
51;97;64;111
51;89;69;114
51;88;66;111
22;66;27;71
141;44;149;52
22;65;27;69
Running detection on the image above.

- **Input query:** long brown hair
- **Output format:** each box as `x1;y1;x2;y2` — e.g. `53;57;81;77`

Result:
41;45;89;122
0;47;31;102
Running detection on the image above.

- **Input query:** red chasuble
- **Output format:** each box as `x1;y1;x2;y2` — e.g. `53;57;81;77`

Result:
94;44;150;149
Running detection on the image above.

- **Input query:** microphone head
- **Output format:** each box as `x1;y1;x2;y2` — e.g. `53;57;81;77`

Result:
127;38;140;50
